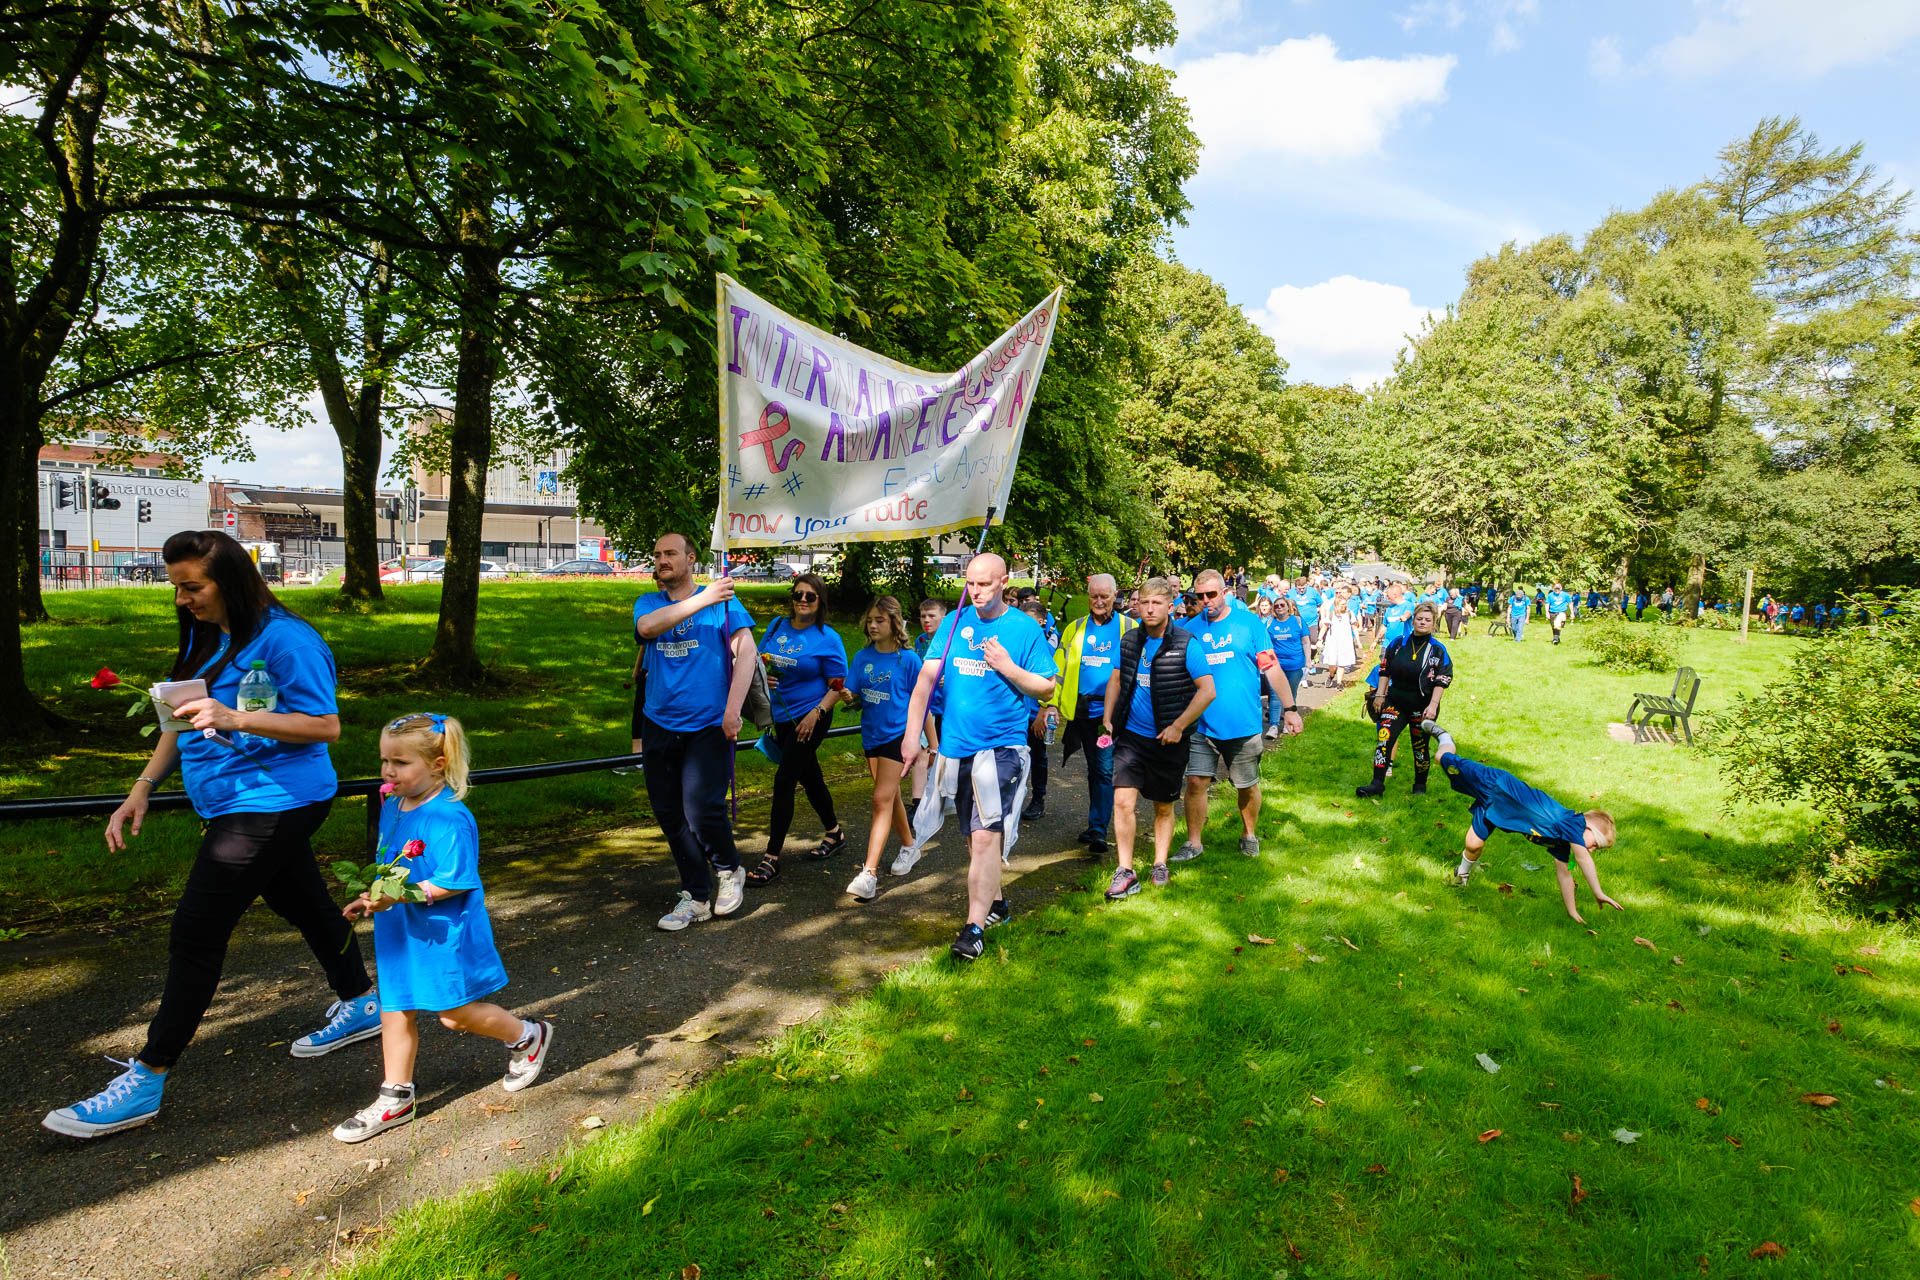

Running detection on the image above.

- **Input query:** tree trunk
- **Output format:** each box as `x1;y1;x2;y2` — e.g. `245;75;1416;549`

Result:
1683;553;1706;617
335;389;385;602
17;411;48;623
0;367;60;736
1611;551;1631;610
424;209;499;682
835;541;881;609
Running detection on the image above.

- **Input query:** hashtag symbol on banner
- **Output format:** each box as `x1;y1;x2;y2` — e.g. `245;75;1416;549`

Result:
742;482;768;500
781;472;805;495
727;464;742;487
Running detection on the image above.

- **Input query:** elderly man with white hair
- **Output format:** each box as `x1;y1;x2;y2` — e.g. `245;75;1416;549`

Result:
1044;572;1135;852
902;553;1058;962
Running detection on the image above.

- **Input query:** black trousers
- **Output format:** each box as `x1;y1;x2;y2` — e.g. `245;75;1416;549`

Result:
1026;720;1050;795
641;716;740;901
766;710;837;859
1370;705;1433;781
141;800;368;1069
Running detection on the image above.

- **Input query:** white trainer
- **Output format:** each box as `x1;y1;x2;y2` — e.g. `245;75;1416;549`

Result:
846;868;879;900
502;1020;553;1093
656;891;713;931
890;844;923;876
712;866;746;917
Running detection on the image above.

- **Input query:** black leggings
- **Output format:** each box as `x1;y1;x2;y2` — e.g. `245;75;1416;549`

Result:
141;800;369;1069
1370;706;1433;782
766;710;837;858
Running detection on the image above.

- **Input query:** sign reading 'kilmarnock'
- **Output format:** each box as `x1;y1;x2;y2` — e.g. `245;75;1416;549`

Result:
713;274;1062;550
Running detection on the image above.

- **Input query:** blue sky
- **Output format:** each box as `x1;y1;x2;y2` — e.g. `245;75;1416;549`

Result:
217;0;1920;484
1164;0;1920;386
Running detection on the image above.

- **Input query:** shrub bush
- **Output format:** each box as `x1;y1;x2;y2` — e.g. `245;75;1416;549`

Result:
1579;613;1682;672
1703;588;1920;916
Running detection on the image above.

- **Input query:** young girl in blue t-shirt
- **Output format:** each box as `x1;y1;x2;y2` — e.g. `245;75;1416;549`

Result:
839;596;935;901
332;714;553;1143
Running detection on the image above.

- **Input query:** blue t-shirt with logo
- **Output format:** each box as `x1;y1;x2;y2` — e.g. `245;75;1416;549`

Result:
1179;607;1275;740
1267;614;1310;670
846;645;921;748
1074;615;1125;716
1508;592;1529;618
1547;590;1571;615
1383;600;1415;646
1441;753;1590;859
1291;588;1321;628
926;606;1058;756
372;789;508;1012
912;627;947;715
760;618;848;722
180;608;339;819
1123;632;1212;738
634;590;756;732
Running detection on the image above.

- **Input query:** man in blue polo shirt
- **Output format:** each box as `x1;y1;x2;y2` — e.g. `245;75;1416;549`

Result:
634;532;759;931
1546;582;1572;645
902;553;1058;962
1174;568;1301;863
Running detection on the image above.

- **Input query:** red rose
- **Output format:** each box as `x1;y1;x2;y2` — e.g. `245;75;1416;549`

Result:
91;668;120;689
401;839;426;859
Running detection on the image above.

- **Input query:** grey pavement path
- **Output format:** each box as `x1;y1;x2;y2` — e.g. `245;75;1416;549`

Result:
2;668;1355;1279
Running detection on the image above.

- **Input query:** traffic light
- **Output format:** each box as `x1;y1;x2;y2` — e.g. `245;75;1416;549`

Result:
404;488;419;522
89;480;120;511
137;499;153;523
382;497;400;522
53;478;79;511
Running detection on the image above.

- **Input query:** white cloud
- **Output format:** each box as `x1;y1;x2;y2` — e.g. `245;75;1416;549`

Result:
1400;0;1534;51
1588;35;1624;78
206;391;415;491
1398;1;1466;33
1249;275;1439;388
1176;36;1455;168
1652;0;1920;77
1170;0;1244;39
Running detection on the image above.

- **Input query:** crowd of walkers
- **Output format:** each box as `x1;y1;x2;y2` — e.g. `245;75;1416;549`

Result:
47;533;1627;1147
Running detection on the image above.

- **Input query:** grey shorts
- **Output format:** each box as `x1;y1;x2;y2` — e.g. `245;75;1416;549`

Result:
1186;732;1263;789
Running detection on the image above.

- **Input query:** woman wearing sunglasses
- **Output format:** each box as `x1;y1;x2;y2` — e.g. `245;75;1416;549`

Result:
748;573;849;885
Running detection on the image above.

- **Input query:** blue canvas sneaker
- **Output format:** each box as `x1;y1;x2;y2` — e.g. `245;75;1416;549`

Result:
290;993;381;1058
43;1058;165;1138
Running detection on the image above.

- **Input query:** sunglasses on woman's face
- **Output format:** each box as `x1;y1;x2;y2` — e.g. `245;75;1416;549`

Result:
791;591;819;603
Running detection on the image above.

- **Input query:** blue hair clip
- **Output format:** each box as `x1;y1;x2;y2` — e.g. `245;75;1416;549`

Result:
429;713;447;732
387;712;450;734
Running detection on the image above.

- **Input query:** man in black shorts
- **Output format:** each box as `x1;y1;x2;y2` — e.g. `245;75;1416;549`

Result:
1098;577;1216;897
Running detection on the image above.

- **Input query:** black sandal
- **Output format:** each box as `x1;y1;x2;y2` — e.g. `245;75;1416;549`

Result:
805;829;847;861
745;853;780;886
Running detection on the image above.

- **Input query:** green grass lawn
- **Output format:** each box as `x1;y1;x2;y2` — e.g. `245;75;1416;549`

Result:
0;580;881;926
341;622;1918;1279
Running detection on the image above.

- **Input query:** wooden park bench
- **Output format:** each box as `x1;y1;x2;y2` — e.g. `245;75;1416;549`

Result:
1627;666;1702;745
1488;617;1510;637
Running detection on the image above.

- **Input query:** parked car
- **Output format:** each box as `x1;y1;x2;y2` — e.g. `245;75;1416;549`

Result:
725;560;797;581
927;554;968;578
538;558;615;576
413;559;507;582
379;557;443;583
115;552;167;583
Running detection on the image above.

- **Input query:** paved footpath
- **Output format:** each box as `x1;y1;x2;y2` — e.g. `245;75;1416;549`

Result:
3;671;1351;1279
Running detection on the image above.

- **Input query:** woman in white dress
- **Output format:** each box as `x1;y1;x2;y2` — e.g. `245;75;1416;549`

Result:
1321;587;1359;685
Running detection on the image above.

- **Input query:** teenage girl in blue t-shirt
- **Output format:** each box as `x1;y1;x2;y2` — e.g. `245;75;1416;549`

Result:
48;530;375;1141
840;597;937;901
331;714;553;1142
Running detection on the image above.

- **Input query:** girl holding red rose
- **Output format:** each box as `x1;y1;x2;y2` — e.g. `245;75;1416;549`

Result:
331;713;553;1143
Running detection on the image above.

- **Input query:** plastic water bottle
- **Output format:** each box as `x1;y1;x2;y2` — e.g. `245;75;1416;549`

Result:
238;660;278;713
1043;706;1059;746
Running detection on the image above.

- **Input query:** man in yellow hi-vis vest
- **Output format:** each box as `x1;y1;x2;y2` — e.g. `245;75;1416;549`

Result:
1045;573;1136;852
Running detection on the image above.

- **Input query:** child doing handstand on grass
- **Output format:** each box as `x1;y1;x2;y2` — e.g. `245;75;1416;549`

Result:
333;713;553;1142
1421;719;1622;925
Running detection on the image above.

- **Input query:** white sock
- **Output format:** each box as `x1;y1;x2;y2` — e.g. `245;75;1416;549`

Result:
1435;731;1455;754
511;1020;539;1050
1456;856;1476;877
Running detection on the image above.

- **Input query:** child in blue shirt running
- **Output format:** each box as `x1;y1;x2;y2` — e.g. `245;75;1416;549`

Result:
1423;719;1621;924
331;714;553;1143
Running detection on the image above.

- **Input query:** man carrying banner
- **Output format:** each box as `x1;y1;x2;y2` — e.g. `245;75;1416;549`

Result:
901;553;1058;962
633;533;758;931
1173;569;1302;862
1049;573;1134;854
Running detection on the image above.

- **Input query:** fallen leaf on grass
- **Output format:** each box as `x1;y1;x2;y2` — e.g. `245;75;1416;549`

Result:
1859;944;1881;957
1271;1168;1289;1184
682;1265;703;1280
1363;1163;1386;1175
1667;1000;1685;1011
1562;1132;1581;1143
1540;1101;1563;1111
1286;1238;1304;1262
1826;1020;1841;1035
1475;1053;1502;1074
1798;1093;1838;1107
1695;1098;1715;1112
1247;934;1275;945
527;1224;548;1236
1306;955;1324;963
642;1195;659;1216
1310;1095;1326;1107
1586;929;1598;936
1083;1038;1097;1046
581;1115;607;1129
1748;1242;1785;1259
1477;1129;1503;1143
1570;1174;1588;1210
1725;1136;1743;1147
1851;965;1877;977
1632;937;1657;951
1089;1093;1104;1103
1341;936;1360;951
761;1207;777;1219
1612;1128;1640;1144
1671;955;1685;965
1908;1197;1920;1217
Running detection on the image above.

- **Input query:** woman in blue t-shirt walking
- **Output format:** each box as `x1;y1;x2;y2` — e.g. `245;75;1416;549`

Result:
47;530;374;1140
748;572;850;886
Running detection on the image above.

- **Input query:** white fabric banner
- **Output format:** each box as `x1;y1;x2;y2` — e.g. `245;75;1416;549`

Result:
712;274;1062;551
